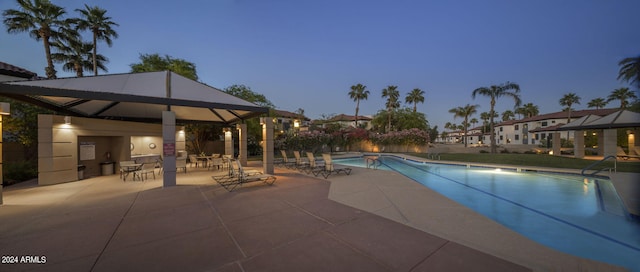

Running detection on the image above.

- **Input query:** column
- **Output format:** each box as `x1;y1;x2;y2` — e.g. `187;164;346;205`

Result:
262;118;274;174
162;111;177;187
596;130;604;156
238;123;247;166
628;130;636;155
574;130;585;159
0;103;10;205
224;128;233;157
552;132;561;156
602;129;617;158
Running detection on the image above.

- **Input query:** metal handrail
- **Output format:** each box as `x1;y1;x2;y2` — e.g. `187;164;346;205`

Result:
581;155;617;177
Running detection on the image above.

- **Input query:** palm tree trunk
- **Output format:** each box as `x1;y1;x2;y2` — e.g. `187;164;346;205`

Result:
43;38;56;79
413;103;417;113
355;99;360;128
93;31;98;76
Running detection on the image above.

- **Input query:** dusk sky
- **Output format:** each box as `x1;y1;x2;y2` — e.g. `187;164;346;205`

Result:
1;0;638;130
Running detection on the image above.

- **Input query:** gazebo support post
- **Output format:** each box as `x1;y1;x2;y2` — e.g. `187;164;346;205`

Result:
238;123;247;166
602;129;617;158
162;111;177;187
597;130;604;156
552;132;561;156
262;118;274;174
574;130;585;159
224;129;233;157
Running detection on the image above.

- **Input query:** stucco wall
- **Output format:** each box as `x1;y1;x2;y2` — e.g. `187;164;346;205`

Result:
38;115;185;185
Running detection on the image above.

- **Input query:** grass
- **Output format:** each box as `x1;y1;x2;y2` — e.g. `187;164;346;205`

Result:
409;153;640;173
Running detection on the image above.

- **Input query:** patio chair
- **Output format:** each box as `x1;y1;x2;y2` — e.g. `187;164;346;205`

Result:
135;162;157;181
208;157;223;171
213;160;276;192
176;157;188;173
315;153;352;179
188;154;199;167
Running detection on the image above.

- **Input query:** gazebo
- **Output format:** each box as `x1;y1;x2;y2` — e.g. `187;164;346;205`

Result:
556;110;640;159
0;71;275;203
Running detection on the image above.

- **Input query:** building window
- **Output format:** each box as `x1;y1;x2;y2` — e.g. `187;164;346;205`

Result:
500;127;503;132
515;124;519;130
541;133;546;139
552;120;556;124
535;134;539;140
500;135;503;140
542;121;548;126
515;135;520;140
523;124;528;129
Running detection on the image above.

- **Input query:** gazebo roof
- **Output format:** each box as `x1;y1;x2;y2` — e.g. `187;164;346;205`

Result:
557;110;640;131
0;71;268;124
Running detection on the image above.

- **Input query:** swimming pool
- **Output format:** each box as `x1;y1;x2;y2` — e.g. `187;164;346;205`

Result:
335;155;640;271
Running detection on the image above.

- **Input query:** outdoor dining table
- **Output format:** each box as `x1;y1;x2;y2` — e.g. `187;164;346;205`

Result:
121;163;142;181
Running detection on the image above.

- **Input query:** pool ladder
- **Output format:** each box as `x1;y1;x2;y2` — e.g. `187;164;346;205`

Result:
581;155;616;177
366;156;382;169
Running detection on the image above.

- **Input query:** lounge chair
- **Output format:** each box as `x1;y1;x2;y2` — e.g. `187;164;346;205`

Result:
213;160;276;192
314;153;352;179
278;150;296;168
293;150;309;171
305;152;325;175
617;146;640;160
188;154;199;167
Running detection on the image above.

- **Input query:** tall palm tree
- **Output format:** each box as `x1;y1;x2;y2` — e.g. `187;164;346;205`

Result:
381;85;400;132
348;83;369;128
449;104;479;147
405;88;425;112
472;82;521;153
559;92;581;140
74;4;118;76
520;102;539;118
501;110;515;121
51;34;107;77
607;87;637;109
587;98;608;109
618;55;640;88
514;106;526;119
3;0;69;79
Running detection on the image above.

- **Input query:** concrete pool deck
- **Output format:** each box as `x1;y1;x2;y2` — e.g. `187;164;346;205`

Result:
0;160;629;271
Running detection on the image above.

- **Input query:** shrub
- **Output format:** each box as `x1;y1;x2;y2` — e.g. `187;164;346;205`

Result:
479;150;489;153
500;149;510;154
3;160;37;186
524;150;536;154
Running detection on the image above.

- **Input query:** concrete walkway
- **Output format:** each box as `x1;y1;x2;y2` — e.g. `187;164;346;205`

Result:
0;162;626;272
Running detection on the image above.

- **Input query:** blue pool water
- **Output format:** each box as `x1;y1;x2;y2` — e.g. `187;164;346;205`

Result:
335;156;640;271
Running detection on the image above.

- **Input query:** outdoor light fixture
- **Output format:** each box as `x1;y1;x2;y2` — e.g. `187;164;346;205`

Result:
0;102;10;115
222;127;231;133
64;116;71;125
294;120;300;128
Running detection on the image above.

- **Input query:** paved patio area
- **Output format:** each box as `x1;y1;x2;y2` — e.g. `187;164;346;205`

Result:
0;161;626;271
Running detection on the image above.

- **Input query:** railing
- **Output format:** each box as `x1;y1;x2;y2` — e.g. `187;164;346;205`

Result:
365;156;381;169
581;155;617;177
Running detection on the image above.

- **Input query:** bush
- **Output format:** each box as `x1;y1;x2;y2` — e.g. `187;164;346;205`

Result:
524;150;536;154
479;150;489;153
3;160;37;186
500;149;510;154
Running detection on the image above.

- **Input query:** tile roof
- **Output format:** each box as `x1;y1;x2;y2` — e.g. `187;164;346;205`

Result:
273;109;309;120
0;61;37;79
495;108;619;126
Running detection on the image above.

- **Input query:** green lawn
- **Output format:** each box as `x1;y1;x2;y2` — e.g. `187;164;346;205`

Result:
409;153;640;173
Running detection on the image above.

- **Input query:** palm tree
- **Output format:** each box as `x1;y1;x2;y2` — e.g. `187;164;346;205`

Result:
618;55;640;88
480;111;492;134
587;98;608;109
348;83;369;128
74;4;118;76
469;118;479;129
405;88;425;112
51;34;107;77
559;92;581;140
449;104;479;147
607;87;637;109
381;85;400;132
3;0;69;79
472;82;521;153
501;110;515;121
520;102;539;118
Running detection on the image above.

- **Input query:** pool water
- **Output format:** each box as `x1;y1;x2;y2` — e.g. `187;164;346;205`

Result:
335;156;640;271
